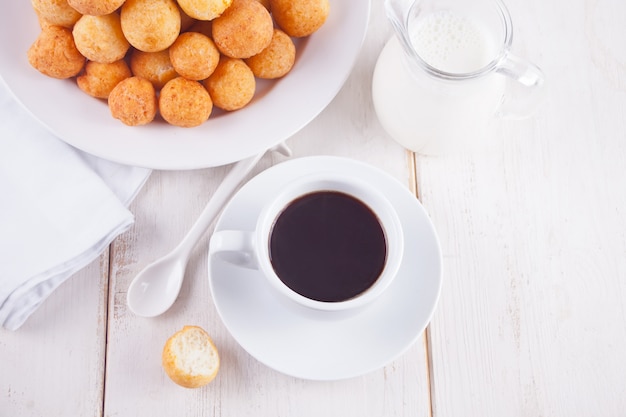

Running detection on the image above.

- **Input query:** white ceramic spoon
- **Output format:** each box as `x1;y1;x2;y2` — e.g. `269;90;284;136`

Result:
126;142;292;317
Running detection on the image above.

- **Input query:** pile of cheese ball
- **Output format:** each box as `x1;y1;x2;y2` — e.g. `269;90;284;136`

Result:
27;0;329;127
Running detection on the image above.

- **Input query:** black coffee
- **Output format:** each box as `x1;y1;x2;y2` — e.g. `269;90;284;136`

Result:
269;190;387;303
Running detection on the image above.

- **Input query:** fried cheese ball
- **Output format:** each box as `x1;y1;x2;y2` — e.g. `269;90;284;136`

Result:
31;0;82;28
73;14;130;64
129;50;177;90
77;60;132;99
212;0;273;59
121;0;181;52
37;14;55;30
244;29;295;79
108;76;157;126
270;0;329;37
169;32;220;81
27;26;85;79
159;77;213;127
67;0;125;15
177;0;232;21
203;57;255;111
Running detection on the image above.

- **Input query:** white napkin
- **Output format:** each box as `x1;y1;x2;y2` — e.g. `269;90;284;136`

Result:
0;82;151;331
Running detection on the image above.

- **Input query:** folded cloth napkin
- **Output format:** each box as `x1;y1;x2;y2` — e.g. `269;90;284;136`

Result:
0;81;151;331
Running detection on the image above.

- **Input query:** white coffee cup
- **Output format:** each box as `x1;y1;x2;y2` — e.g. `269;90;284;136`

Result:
208;172;405;312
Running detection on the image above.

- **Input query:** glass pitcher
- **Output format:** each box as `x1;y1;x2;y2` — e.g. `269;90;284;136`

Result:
372;0;545;155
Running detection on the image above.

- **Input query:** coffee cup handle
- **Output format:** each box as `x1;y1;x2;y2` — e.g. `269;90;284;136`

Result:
495;52;546;120
208;230;258;269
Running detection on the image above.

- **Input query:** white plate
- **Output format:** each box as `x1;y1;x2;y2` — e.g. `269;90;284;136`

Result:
0;2;370;170
208;156;443;380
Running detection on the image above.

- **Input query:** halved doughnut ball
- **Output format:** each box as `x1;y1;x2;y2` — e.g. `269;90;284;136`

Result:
162;326;220;388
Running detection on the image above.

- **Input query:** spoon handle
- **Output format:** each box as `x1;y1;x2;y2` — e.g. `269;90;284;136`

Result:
174;142;292;261
174;153;265;259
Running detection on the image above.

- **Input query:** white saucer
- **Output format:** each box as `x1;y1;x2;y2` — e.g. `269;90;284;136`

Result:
208;156;442;380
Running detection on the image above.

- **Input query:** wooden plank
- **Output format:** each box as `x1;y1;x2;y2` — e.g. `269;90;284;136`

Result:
422;0;626;415
0;256;108;417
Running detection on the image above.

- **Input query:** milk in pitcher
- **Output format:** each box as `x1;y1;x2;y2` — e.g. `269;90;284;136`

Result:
372;10;506;154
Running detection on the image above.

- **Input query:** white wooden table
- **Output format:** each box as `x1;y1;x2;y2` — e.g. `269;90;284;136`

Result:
2;0;626;415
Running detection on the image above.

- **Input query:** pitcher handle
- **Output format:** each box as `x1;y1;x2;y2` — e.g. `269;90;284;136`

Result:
495;52;546;120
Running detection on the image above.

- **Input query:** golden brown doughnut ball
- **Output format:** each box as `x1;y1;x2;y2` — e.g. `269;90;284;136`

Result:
244;29;295;79
77;60;132;99
108;76;157;126
159;77;213;127
212;0;273;59
177;0;232;21
27;26;85;79
36;13;55;30
203;57;255;111
169;32;220;81
73;14;130;63
270;0;329;37
129;50;178;90
121;0;181;52
31;0;82;28
67;0;125;16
